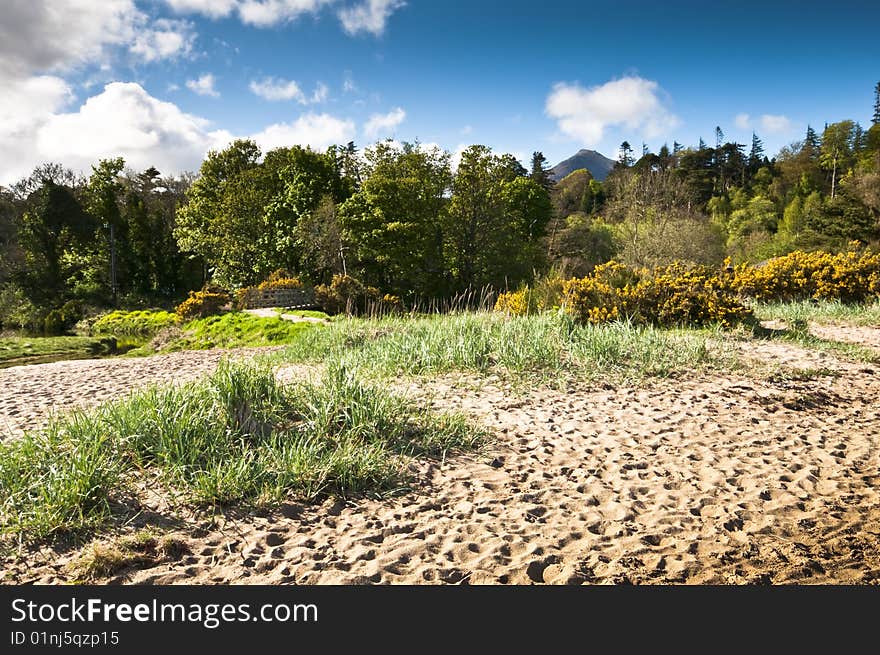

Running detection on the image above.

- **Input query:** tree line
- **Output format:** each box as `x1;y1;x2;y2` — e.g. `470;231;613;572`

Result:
1;82;878;332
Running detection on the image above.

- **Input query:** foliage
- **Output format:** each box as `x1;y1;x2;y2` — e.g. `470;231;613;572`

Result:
0;362;481;544
732;247;880;302
314;274;381;315
90;310;180;337
175;289;231;321
159;311;315;351
256;269;305;290
562;261;752;328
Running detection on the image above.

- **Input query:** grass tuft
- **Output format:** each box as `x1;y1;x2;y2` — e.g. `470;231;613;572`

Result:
0;361;482;546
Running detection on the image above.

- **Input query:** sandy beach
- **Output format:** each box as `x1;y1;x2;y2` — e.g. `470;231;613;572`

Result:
2;325;879;584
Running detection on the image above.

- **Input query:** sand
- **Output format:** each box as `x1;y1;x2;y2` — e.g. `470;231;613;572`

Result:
0;348;280;439
2;324;879;584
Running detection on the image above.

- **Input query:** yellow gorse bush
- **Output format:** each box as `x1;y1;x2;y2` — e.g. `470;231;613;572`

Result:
498;248;880;328
175;289;231;320
561;261;751;328
731;248;880;303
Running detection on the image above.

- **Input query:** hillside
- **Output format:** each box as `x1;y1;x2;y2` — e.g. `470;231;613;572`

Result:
550;149;616;181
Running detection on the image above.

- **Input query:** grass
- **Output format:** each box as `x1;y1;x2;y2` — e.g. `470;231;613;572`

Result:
162;312;318;351
66;530;190;581
0;335;118;367
0;361;482;546
755;299;880;325
270;311;744;384
90;309;180;337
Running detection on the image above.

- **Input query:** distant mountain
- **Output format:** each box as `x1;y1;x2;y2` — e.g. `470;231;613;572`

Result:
549;149;616;182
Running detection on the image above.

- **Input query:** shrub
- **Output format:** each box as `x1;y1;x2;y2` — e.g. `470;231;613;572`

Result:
256;269;305;290
494;289;537;316
314;275;380;315
732;248;880;303
175;289;231;321
43;309;66;335
562;261;752;328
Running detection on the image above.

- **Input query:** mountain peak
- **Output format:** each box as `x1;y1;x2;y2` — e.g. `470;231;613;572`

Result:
550;149;616;182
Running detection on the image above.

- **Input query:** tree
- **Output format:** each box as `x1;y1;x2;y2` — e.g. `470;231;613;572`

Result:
618;141;634;167
445;145;551;291
339;141;452;297
529;151;554;192
873;81;880;125
86;158;125;305
16;178;94;303
820;121;856;198
175;140;265;286
748;133;765;173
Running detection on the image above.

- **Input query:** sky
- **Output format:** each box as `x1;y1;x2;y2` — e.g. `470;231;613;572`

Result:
1;0;879;184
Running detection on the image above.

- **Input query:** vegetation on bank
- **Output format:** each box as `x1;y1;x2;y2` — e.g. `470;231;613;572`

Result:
0;335;118;367
0;362;482;545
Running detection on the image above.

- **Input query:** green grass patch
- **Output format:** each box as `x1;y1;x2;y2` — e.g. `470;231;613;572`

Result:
0;361;482;545
90;310;179;337
755;300;880;326
271;311;742;383
0;336;118;367
163;312;317;351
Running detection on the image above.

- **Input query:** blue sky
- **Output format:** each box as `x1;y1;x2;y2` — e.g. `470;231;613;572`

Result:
1;0;878;183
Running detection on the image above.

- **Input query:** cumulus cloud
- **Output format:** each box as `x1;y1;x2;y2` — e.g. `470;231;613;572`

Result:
163;0;404;34
249;77;329;104
0;81;360;184
250;77;304;101
545;76;680;145
163;0;238;18
734;112;793;134
237;0;334;27
130;19;196;63
0;82;231;184
760;114;792;134
186;74;220;97
252;113;356;151
363;107;406;138
339;0;405;36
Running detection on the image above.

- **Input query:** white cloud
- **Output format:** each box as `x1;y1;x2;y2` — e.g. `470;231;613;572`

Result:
130;19;196;63
163;0;238;18
734;112;793;135
363;107;406;138
250;77;304;101
186;74;220;97
0;0;142;77
545;76;680;146
760;114;792;134
249;77;329;104
252;113;356;151
237;0;334;27
339;0;405;36
0;81;360;185
343;73;357;93
0;82;231;184
310;82;329;104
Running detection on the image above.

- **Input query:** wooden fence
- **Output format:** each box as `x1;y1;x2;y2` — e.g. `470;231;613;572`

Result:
238;287;318;309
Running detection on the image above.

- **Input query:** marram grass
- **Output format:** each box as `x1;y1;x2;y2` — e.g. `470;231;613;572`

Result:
0;361;482;546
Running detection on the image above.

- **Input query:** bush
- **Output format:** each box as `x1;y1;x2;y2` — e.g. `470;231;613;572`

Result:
562;261;752;328
175;289;231;321
494;289;538;316
314;275;380;316
732;247;880;303
43;309;66;335
256;270;305;290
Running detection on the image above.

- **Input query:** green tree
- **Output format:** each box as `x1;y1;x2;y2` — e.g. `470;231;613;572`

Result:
339;141;452;297
529;151;554;192
820;120;856;198
445;145;551;291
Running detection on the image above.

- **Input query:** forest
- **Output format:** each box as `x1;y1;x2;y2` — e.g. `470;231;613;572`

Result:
1;83;879;333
